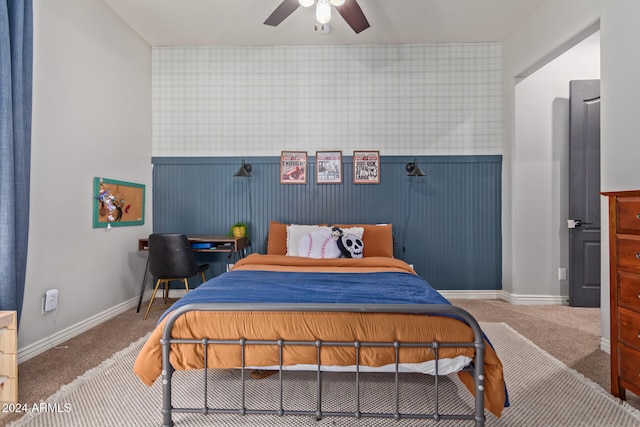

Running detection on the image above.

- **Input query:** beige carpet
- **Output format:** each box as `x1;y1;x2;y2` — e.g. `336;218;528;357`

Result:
6;322;640;427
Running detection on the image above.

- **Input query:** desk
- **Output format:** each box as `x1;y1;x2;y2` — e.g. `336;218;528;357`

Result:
136;235;250;313
137;235;249;254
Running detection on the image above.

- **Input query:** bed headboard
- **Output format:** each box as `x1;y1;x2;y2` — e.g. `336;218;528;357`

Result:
266;221;394;258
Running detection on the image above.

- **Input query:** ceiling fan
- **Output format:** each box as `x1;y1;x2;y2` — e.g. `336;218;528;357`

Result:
264;0;370;34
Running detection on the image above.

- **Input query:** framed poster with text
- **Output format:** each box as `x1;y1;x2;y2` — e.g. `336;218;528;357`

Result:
353;150;380;184
316;151;342;184
280;151;307;184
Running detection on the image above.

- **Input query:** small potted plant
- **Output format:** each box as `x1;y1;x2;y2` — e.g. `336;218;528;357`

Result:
230;222;248;237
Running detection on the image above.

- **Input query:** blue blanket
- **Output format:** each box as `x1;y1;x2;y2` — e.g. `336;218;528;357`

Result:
159;270;449;323
157;268;510;409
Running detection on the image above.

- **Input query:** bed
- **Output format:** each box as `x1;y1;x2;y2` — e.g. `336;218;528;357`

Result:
134;223;507;426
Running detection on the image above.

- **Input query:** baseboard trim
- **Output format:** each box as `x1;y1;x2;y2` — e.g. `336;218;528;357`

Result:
441;290;568;305
18;291;153;364
440;290;501;300
498;291;568;305
601;337;611;354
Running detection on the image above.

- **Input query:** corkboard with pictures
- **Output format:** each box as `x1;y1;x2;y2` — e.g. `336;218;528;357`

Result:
93;177;145;228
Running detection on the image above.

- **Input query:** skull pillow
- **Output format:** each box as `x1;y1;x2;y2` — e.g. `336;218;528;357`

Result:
337;234;364;258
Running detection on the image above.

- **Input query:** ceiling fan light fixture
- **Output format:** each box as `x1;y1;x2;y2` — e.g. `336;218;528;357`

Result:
316;0;331;25
266;0;368;34
315;23;332;35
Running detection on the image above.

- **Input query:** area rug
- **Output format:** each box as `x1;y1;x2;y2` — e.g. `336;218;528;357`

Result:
7;323;640;426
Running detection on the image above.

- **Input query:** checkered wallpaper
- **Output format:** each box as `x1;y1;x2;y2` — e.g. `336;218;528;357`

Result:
152;43;502;157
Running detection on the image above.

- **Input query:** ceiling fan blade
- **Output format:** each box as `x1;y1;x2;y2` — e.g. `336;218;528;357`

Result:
264;0;300;27
335;0;370;34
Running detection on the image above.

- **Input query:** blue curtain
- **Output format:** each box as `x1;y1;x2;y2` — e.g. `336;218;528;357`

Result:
0;0;33;324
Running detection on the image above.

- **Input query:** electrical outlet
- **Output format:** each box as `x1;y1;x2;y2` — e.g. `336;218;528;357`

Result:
41;296;55;315
43;289;58;313
558;268;567;281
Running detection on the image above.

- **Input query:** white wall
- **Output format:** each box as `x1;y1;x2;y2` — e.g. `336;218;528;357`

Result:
504;0;640;344
599;0;640;343
501;0;601;300
22;0;152;354
513;32;600;302
600;2;640;190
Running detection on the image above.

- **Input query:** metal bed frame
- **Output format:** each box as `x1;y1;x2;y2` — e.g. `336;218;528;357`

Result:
160;303;486;427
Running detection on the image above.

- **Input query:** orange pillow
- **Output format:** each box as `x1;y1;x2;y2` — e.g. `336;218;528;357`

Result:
333;223;394;258
267;221;288;255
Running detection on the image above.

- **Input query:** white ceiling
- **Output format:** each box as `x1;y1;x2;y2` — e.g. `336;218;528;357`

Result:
102;0;544;46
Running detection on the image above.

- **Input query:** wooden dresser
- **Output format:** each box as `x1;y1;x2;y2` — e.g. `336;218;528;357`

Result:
604;190;640;399
0;311;17;404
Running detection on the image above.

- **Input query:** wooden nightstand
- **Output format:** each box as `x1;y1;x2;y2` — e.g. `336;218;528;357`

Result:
0;311;17;404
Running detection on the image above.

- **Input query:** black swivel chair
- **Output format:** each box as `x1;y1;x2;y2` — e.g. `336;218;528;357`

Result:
143;233;209;320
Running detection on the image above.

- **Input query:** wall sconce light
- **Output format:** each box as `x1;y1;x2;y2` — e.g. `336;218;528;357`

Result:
405;159;426;176
233;160;253;243
233;160;252;177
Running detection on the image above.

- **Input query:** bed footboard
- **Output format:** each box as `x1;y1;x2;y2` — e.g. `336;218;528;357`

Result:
160;303;486;427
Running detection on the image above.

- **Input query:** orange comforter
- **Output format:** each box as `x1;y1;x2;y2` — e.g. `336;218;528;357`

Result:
232;253;418;273
133;254;506;417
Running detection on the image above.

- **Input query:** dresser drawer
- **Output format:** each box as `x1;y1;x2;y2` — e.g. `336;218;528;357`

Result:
618;270;640;310
617;235;640;269
618;344;640;395
619;307;640;351
0;328;16;354
0;377;17;404
618;198;640;233
0;353;16;377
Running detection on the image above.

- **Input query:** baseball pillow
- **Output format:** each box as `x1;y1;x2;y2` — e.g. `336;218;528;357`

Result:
297;228;342;259
286;224;331;256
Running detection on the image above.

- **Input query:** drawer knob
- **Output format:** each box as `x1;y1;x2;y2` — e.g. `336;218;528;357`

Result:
637;253;640;259
637;213;640;220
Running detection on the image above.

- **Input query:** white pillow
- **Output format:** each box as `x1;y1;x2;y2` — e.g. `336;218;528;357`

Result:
298;229;342;259
286;224;331;256
338;226;364;239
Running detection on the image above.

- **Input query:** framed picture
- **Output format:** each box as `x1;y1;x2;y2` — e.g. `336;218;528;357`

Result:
316;151;342;184
280;151;307;184
353;150;380;184
93;177;145;228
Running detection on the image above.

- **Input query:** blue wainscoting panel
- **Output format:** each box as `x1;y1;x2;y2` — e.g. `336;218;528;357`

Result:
151;155;502;290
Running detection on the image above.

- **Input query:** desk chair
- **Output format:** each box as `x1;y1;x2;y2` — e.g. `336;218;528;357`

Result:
143;233;209;320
